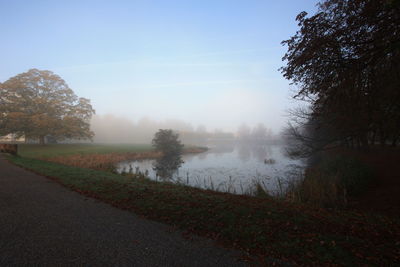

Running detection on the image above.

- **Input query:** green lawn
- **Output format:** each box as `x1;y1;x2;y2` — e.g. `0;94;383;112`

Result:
7;155;400;266
18;143;154;159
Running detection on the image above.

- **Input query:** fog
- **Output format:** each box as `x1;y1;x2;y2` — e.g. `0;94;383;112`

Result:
91;114;193;144
90;114;277;144
0;0;317;145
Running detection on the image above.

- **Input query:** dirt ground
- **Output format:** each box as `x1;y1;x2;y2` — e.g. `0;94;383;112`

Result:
345;148;400;217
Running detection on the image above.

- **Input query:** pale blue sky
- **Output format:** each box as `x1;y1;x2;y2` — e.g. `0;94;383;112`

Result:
0;0;318;132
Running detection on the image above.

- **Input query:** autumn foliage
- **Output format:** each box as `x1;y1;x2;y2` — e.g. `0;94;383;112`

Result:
281;0;400;150
0;69;95;144
9;155;400;265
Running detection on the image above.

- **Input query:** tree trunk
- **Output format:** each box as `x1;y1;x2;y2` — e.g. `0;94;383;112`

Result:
379;128;386;147
380;135;386;147
392;136;398;147
360;134;369;150
357;138;362;149
39;136;45;145
370;130;376;146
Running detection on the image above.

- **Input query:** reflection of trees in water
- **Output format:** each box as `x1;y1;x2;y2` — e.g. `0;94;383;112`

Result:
183;155;194;163
197;152;207;160
208;143;235;158
252;145;269;163
237;144;251;162
153;154;183;180
152;129;184;180
237;143;274;163
209;143;235;154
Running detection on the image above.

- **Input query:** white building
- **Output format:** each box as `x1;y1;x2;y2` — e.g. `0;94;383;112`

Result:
0;134;25;142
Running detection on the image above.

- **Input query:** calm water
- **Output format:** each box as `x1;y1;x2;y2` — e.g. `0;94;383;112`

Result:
116;143;305;195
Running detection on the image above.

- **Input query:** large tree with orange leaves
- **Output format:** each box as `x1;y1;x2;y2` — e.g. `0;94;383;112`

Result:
0;69;95;144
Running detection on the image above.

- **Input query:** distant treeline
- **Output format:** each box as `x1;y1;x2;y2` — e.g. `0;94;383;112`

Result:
90;114;276;145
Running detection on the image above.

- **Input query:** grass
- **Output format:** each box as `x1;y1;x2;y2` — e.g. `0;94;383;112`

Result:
17;143;206;171
18;143;154;159
7;155;400;266
284;154;374;208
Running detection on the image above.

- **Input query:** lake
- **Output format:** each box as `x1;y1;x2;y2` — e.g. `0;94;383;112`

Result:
116;143;305;195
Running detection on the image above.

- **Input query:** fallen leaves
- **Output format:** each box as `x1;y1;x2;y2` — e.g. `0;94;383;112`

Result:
10;155;400;266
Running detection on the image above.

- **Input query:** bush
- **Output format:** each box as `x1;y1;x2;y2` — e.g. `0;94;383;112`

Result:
152;129;184;179
287;156;373;208
319;156;373;196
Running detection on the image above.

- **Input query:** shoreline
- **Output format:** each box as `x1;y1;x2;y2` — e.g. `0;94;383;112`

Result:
7;154;399;266
42;146;208;171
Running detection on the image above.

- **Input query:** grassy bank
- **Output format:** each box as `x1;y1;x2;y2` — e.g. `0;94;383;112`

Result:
284;148;400;217
17;144;207;171
7;155;400;265
286;155;374;208
18;143;154;158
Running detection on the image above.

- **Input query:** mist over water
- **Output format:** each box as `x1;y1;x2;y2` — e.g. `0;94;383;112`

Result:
117;142;304;195
90;114;195;143
90;113;279;145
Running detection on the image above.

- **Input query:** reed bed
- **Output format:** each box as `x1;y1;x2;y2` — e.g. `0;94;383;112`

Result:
43;147;206;171
45;152;163;171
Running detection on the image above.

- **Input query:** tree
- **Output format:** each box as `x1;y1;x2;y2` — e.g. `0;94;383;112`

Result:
152;129;184;179
196;125;207;134
251;123;272;142
281;0;400;149
0;69;95;144
237;123;251;141
152;129;184;156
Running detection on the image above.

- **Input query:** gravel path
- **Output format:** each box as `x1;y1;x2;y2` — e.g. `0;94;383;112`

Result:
0;154;247;266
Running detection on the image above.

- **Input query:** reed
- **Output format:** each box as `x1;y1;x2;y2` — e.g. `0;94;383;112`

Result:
284;156;373;208
45;151;162;171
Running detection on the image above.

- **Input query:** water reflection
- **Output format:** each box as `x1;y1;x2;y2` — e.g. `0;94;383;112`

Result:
117;143;305;195
153;154;183;180
253;145;270;163
207;143;235;154
237;144;251;162
197;152;207;160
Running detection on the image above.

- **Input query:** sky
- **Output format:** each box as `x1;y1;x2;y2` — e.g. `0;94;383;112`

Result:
0;0;318;133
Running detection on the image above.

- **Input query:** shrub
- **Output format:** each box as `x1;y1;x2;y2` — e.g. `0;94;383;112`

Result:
287;156;373;208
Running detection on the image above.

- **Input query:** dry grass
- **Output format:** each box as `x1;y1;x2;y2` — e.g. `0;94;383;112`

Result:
286;168;347;208
43;147;207;171
45;152;163;170
9;155;400;266
284;155;373;208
